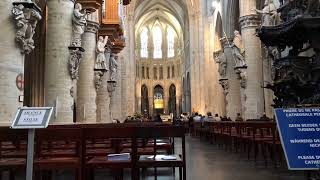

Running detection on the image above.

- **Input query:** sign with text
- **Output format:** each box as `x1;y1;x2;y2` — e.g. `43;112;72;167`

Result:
11;107;53;129
275;108;320;170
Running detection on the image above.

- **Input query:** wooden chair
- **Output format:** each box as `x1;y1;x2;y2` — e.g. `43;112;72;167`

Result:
134;126;186;180
34;128;83;180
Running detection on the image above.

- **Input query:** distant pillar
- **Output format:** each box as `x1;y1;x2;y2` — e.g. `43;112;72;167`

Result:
45;0;74;124
239;0;264;119
77;20;99;123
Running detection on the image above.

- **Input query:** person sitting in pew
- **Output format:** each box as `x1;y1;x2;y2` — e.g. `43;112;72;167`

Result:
221;116;228;121
214;114;221;121
204;112;215;122
260;113;271;121
235;113;244;122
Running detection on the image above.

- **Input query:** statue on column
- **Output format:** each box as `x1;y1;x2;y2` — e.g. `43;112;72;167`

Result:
254;0;279;26
12;2;42;54
71;3;87;47
110;54;119;81
95;36;109;71
217;51;227;78
232;30;246;68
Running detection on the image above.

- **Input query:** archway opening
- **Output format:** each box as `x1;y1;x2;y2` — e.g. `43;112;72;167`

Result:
153;85;164;115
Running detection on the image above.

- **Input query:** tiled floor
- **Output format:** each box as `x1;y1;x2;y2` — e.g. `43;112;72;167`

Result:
9;135;306;180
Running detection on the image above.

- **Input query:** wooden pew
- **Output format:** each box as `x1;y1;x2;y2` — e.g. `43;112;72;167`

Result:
0;128;27;180
134;125;186;180
34;128;83;180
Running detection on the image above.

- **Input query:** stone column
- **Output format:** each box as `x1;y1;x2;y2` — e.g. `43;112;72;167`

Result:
76;20;99;123
96;73;111;123
239;0;264;119
110;55;122;121
0;1;24;125
45;0;75;124
221;39;242;120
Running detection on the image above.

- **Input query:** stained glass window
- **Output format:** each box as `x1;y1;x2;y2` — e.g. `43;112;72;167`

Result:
153;26;162;59
167;27;175;58
140;28;148;58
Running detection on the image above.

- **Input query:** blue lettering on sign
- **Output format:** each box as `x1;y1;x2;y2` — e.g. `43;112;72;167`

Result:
275;108;320;170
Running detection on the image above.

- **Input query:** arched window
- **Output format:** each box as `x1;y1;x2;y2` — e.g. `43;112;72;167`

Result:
167;27;175;58
140;28;148;58
153;26;162;59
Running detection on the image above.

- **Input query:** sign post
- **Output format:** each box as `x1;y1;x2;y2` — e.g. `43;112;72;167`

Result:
275;108;320;170
11;107;53;180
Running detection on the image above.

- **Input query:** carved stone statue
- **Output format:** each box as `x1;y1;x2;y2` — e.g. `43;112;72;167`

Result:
219;80;229;95
68;48;83;80
239;70;247;88
110;54;119;81
12;2;42;54
232;31;246;67
95;36;109;71
254;0;279;26
94;71;104;90
71;3;87;47
217;51;227;77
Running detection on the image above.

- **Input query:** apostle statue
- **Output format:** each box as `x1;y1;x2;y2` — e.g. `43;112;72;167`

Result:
254;0;279;26
110;54;119;81
217;51;227;77
95;36;109;71
71;3;87;47
232;30;246;68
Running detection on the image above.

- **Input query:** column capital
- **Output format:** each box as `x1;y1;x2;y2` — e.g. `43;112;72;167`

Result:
12;1;42;54
85;20;100;34
239;14;260;29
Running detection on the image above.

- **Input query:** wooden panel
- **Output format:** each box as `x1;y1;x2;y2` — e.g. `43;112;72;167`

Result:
104;0;120;24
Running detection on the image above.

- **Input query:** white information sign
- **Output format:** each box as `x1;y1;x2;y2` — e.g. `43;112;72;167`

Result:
11;107;53;129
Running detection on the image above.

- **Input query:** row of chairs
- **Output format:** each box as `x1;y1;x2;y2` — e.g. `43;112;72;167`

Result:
191;121;283;167
0;123;186;180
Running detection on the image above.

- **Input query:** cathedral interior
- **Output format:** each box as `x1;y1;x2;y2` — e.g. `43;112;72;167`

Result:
0;0;320;179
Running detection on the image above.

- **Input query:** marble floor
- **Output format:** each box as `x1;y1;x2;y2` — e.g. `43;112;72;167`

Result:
9;135;306;180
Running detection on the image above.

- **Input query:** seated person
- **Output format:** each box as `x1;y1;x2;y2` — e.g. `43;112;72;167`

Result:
221;116;228;121
204;112;215;122
193;112;201;122
214;114;221;121
235;113;244;122
260;113;271;121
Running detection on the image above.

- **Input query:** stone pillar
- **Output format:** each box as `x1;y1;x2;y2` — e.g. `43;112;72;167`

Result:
76;20;99;123
262;48;274;118
239;0;264;119
96;73;111;123
110;55;122;121
45;0;75;124
221;39;242;120
0;1;24;125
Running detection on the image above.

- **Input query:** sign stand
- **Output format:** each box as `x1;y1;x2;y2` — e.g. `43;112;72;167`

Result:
11;107;53;180
26;129;35;180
